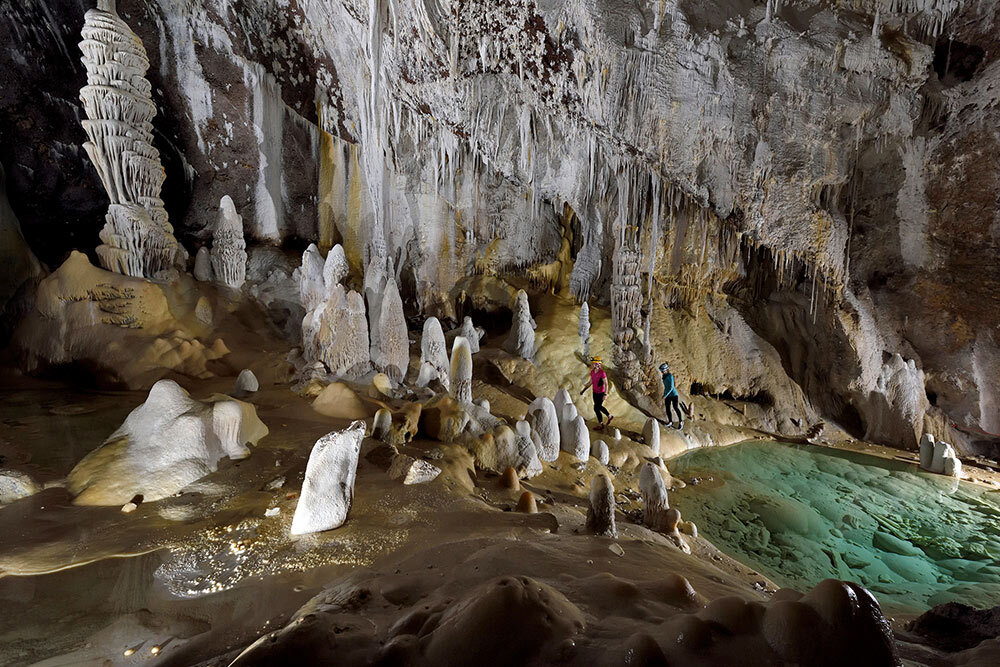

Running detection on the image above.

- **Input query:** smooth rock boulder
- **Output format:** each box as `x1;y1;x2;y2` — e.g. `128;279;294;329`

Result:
0;469;41;505
388;455;441;485
290;421;365;535
235;368;259;394
67;380;268;505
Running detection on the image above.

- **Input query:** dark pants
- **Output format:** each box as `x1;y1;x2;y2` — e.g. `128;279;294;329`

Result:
664;395;682;423
593;392;611;423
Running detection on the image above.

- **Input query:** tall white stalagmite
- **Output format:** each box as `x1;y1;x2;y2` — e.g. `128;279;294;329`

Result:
317;286;371;379
298;244;326;312
421;317;450;390
504;289;536;359
450;336;473;404
210;195;247;288
364;256;388;365
323;244;349;287
579;302;591;358
78;0;178;278
458;316;482;353
375;278;408;382
527;396;559;461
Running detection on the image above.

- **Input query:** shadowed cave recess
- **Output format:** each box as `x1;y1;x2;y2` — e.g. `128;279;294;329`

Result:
1;0;1000;665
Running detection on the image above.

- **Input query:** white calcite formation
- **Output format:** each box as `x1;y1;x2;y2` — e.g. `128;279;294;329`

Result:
643;418;661;457
67;379;268;505
298;244;327;312
290;421;365;536
450;336;473;404
374;278;408;382
388;454;441;485
371;407;392;442
579;302;591;358
235;368;258;394
586;474;617;538
561;415;590;462
420;317;450;390
193;247;213;281
919;433;962;478
364;257;388;365
639;463;671;532
0;469;41;505
322;244;349;287
553;389;572;422
316;286;371;379
526;397;559;462
590;439;610;466
210;195;247;289
78;0;178;278
504;289;536;360
457;316;482;354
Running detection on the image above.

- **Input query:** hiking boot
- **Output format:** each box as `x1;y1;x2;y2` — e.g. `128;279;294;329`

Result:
606;415;615;427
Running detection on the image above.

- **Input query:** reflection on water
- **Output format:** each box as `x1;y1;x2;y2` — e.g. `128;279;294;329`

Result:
670;441;1000;613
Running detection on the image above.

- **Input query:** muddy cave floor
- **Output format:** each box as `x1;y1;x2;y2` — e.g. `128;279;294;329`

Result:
2;297;1000;666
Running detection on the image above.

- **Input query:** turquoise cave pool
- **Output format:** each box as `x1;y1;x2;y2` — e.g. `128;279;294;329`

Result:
669;441;1000;613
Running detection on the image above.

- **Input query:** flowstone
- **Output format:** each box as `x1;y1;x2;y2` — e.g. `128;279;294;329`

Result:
78;0;178;277
290;421;365;535
67;379;268;505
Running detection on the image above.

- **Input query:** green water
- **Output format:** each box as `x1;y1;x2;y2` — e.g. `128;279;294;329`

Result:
670;441;1000;613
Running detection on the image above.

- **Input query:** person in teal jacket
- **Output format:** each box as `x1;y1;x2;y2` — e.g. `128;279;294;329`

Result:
659;362;683;429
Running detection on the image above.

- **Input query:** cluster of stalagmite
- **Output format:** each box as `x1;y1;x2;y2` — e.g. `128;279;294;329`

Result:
209;195;247;289
78;0;178;278
298;244;371;379
919;433;962;477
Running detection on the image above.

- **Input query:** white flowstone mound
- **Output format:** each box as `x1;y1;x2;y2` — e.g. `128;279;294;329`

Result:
67;379;268;505
561;415;590;462
463;317;484;353
210;195;247;288
235;368;259;394
526;397;559;462
421;317;450;391
374;278;408;382
290;421;365;536
193;246;213;281
591;439;610;465
388;454;441;485
504;289;536;359
586;474;617;537
919;433;962;477
639;462;671;531
579;302;591;358
322;244;349;287
78;1;178;277
643;418;661;456
450;336;473;404
0;469;41;505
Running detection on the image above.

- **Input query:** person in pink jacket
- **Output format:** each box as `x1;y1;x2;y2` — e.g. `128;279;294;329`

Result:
580;356;613;430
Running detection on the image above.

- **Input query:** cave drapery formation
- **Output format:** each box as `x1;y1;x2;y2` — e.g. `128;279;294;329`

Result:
1;0;999;452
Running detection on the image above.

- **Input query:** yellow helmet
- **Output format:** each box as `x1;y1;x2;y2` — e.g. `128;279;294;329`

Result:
590;356;602;363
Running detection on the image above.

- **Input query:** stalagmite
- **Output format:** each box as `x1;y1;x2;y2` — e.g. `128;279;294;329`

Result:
639;463;672;532
591;439;610;465
316;286;371;379
458;316;482;354
364;257;388;365
553;388;572;419
290;421;365;535
78;0;178;278
504;289;536;360
372;407;392;442
643;418;661;456
374;278;408;383
193;247;212;282
298;244;326;312
322;244;349;287
210;195;247;289
561;415;590;461
450;336;473;404
421;317;450;391
920;433;962;477
526;397;559;461
586;474;617;537
579;302;591;358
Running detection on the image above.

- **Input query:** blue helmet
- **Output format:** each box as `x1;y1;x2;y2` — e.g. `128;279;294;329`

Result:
659;362;670;373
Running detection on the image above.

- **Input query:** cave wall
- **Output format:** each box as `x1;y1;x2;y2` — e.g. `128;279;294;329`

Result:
2;0;997;449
